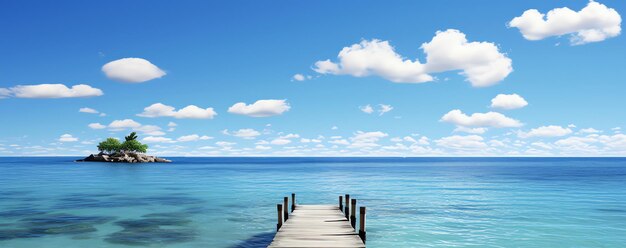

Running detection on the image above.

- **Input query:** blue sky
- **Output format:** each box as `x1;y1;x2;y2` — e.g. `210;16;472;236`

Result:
0;0;624;156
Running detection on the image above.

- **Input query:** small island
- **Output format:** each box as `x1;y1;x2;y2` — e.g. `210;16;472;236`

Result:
76;132;171;163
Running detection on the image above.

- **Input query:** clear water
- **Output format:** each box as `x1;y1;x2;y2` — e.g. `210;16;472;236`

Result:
1;157;625;247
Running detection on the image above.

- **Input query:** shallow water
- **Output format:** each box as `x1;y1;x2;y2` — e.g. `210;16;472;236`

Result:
1;157;625;247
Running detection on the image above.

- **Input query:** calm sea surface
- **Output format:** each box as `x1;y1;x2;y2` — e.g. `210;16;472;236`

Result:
0;157;625;247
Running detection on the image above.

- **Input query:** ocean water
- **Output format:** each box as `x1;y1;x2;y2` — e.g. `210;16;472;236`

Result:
0;157;625;247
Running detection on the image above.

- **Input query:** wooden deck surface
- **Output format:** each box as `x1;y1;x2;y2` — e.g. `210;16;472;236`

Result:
268;205;366;248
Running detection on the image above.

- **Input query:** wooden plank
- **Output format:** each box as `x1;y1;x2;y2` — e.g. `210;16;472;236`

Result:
269;205;366;248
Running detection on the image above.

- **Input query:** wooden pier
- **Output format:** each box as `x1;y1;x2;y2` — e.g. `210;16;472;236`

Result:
269;193;366;248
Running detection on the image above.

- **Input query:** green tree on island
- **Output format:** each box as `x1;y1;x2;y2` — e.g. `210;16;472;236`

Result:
121;139;148;153
97;132;148;154
97;138;121;154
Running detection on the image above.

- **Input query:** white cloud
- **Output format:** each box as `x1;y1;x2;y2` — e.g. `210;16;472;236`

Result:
331;126;339;130
418;136;430;145
88;123;106;129
108;119;142;130
349;131;388;148
228;99;290;117
280;134;300;139
134;125;165;136
167;122;177;132
382;143;410;151
0;84;103;98
106;119;166;136
421;30;513;87
441;109;522;128
270;133;299;145
300;138;322;143
292;74;312;81
489;140;506;147
579;128;601;133
79;107;99;114
554;136;599;152
216;141;236;147
314;29;512;87
0;88;11;98
435;135;487;151
314;39;429;83
490;94;528;110
360;103;393;116
329;139;350;145
518;125;573;138
532;142;553;150
138;103;217;119
454;126;488;134
509;1;621;45
604;134;626;151
360;105;374;114
79;107;106;117
59;134;78;142
142;136;175;143
386;136;430;152
102;58;166;83
255;145;272;150
229;129;261;139
403;136;417;143
550;134;626;154
293;74;305;81
177;134;213;142
378;104;393;116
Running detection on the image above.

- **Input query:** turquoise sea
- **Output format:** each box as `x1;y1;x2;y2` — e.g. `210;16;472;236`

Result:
1;157;625;247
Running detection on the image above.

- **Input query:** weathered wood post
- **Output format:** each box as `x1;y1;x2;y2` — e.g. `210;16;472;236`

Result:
277;204;283;231
350;198;357;228
291;193;296;212
344;194;350;219
339;195;343;210
283;197;289;221
359;206;366;243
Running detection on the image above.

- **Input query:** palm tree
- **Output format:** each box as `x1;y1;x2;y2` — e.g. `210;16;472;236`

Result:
125;132;138;141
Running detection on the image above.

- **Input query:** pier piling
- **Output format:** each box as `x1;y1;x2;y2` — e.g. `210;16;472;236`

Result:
359;206;366;243
350;198;357;228
283;197;289;221
339;195;343;210
344;194;350;219
276;204;283;231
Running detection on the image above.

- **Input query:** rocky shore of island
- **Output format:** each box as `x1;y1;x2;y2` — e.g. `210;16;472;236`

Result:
76;151;171;163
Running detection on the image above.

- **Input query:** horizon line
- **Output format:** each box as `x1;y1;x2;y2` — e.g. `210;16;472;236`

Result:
2;155;626;158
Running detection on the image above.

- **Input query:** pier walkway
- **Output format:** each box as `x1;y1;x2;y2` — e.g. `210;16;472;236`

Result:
268;194;366;248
